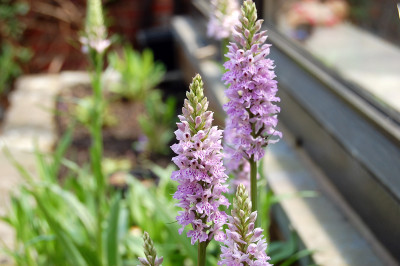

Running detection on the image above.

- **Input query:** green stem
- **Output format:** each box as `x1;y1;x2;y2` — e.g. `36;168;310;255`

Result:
250;157;258;222
90;52;105;265
197;241;207;266
221;38;229;63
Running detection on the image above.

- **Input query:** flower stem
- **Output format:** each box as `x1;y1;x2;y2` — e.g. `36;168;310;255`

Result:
250;157;257;223
221;38;229;63
91;52;105;265
197;241;207;266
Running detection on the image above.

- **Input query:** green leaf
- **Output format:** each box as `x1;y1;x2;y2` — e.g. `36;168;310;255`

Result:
25;235;56;247
50;123;74;177
3;147;34;183
271;190;318;204
280;249;315;266
34;147;53;183
269;232;297;264
106;194;122;266
47;184;96;234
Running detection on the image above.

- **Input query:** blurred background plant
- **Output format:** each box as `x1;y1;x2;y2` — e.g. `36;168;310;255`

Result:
73;96;117;128
107;45;177;158
0;0;32;98
0;0;183;264
137;90;177;156
108;47;166;101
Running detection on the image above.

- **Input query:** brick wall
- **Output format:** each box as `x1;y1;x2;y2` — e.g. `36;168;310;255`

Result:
22;0;174;73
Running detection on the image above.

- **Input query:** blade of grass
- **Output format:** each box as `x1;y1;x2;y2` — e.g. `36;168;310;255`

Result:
3;147;34;183
106;194;122;266
50;123;74;177
34;147;53;183
48;184;96;234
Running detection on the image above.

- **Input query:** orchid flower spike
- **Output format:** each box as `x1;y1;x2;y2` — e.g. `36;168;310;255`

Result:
171;74;230;245
223;0;281;165
208;0;240;40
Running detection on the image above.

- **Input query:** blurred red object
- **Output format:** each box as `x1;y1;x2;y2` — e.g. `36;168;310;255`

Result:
21;0;174;73
286;0;348;28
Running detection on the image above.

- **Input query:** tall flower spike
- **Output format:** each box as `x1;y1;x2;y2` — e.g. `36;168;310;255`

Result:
223;0;281;164
171;74;229;245
80;0;110;54
138;232;163;266
218;184;272;266
208;0;240;40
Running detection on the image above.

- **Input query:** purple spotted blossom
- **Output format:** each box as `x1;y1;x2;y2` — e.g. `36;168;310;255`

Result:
207;0;240;40
218;184;272;266
171;74;229;245
223;0;281;165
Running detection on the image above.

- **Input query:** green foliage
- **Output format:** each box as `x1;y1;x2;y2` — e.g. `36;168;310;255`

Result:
108;45;174;157
137;90;177;156
0;0;29;39
73;96;117;128
108;47;166;101
0;0;31;94
0;43;31;94
1;150;215;266
1;129;133;266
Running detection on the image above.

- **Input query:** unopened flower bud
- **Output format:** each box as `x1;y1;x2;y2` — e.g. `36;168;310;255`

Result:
138;232;163;266
244;29;250;38
219;184;271;265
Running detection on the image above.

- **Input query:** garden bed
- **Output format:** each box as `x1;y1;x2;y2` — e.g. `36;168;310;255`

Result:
55;75;187;175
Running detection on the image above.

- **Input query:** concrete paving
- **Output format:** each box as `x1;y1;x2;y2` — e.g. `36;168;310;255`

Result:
304;23;400;114
264;133;396;265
